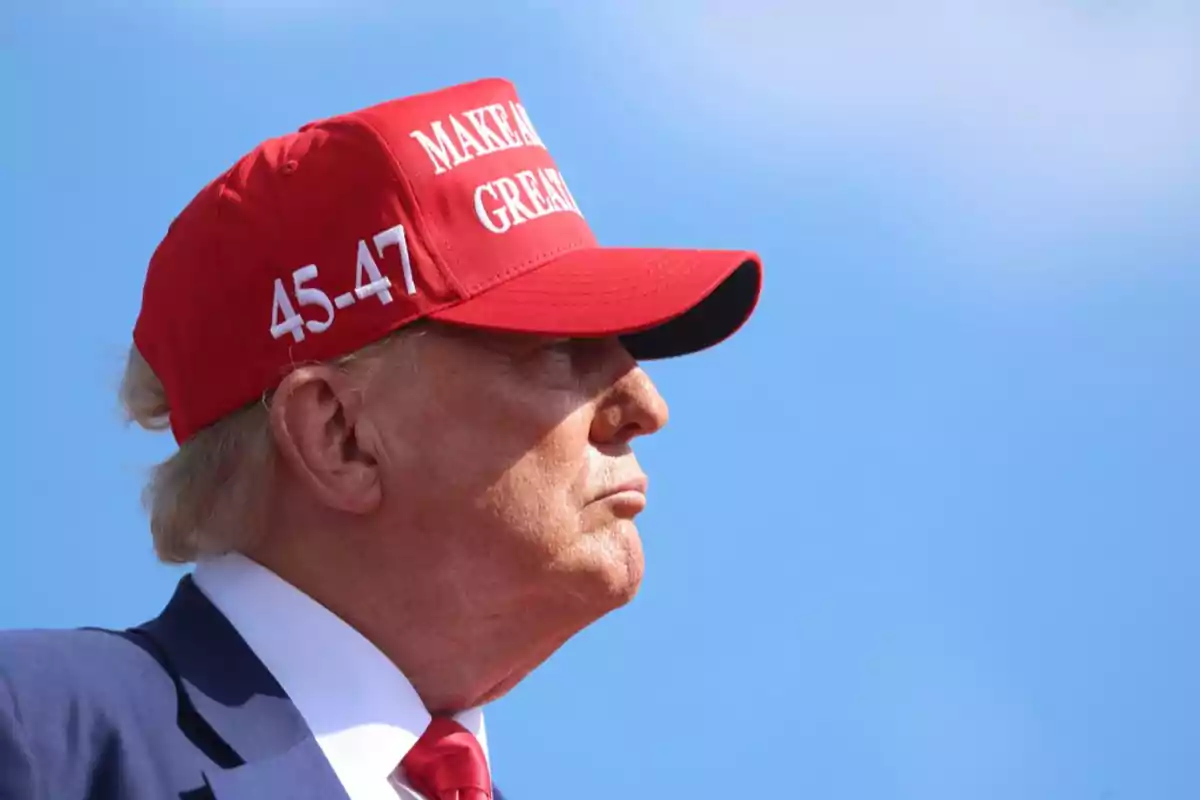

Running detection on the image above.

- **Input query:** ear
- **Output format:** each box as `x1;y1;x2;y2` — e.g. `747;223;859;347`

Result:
268;365;382;515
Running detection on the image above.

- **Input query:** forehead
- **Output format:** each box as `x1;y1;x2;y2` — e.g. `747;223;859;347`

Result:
392;321;561;354
360;323;555;386
385;324;623;389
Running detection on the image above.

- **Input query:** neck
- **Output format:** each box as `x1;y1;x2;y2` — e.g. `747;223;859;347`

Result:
244;529;572;714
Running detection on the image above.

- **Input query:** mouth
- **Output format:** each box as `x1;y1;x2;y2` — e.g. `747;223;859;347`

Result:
602;476;648;497
593;476;650;511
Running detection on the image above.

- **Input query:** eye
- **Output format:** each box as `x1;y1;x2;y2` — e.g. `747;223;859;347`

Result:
536;337;618;368
560;337;621;366
543;337;576;353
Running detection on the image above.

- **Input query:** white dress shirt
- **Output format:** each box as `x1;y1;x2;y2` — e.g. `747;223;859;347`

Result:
192;552;489;800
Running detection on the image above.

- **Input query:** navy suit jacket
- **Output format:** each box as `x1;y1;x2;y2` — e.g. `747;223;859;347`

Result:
0;576;509;800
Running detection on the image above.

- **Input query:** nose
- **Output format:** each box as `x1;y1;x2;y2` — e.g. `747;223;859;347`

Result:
591;364;670;446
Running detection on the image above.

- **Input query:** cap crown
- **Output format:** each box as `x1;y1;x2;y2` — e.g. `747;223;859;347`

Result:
135;79;594;442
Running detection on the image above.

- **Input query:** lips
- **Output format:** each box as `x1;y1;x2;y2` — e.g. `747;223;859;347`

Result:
599;476;649;499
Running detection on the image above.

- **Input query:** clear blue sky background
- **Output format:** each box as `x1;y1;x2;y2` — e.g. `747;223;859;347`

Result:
3;2;1199;798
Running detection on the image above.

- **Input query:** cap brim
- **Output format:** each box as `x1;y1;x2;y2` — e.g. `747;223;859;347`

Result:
428;247;762;359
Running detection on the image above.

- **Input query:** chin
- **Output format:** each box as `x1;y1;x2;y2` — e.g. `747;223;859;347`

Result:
587;519;646;608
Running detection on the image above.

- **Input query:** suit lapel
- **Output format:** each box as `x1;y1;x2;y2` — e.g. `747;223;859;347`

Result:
136;576;350;800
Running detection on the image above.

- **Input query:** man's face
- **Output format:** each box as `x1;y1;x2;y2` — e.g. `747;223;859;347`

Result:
356;325;669;625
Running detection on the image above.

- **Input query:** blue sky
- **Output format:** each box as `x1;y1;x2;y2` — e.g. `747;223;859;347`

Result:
3;2;1198;798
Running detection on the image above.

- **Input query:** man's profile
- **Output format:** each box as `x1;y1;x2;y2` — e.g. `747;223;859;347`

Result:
0;77;761;800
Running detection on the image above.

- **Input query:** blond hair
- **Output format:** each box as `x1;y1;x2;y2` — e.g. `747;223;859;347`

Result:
120;326;427;563
119;347;276;563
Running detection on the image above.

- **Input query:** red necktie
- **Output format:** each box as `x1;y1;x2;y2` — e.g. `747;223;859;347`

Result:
401;717;493;800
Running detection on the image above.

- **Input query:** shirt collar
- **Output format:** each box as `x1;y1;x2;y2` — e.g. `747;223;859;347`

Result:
191;552;488;792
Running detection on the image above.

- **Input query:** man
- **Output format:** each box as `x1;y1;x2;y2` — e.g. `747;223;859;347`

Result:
0;77;761;800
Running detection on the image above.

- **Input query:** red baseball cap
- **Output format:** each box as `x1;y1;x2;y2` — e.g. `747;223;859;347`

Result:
134;78;763;443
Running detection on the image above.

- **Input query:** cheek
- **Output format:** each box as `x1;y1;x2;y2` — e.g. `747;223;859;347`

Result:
374;397;594;542
476;416;593;539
